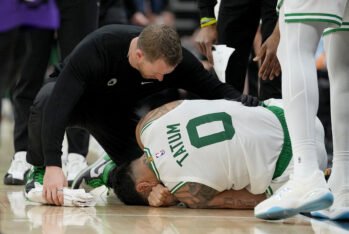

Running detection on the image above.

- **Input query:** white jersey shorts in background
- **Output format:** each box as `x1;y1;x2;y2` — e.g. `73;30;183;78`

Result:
277;0;349;31
140;99;327;196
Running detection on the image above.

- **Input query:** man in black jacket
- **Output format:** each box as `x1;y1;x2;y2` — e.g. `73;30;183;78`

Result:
195;0;281;100
24;24;258;206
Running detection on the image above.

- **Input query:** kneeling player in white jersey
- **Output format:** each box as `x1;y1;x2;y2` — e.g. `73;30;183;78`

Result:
256;0;349;221
113;99;328;209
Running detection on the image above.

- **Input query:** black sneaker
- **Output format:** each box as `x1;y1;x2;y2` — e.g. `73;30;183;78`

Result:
25;166;45;195
71;154;116;189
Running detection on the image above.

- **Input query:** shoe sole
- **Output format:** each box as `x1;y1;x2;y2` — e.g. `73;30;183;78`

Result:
312;209;349;220
256;192;334;220
330;211;349;220
4;177;25;185
3;170;30;185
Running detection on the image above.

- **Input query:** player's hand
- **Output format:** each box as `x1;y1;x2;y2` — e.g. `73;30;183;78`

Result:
195;25;217;64
148;184;178;207
253;30;281;80
236;94;260;106
43;166;67;206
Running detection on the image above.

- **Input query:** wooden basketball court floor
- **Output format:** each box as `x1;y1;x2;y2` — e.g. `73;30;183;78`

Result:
0;108;348;234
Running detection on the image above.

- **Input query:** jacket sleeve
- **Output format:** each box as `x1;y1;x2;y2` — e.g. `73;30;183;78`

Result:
165;47;241;100
197;0;217;18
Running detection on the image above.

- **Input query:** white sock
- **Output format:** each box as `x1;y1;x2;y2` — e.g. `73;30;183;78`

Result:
324;30;349;193
277;16;327;178
328;155;349;193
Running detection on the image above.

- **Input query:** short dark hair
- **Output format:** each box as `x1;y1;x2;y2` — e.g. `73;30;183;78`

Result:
112;161;149;206
138;24;182;66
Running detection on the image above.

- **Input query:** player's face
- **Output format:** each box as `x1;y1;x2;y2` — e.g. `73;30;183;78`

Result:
138;58;175;81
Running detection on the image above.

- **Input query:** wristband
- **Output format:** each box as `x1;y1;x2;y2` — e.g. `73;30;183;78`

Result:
200;17;217;28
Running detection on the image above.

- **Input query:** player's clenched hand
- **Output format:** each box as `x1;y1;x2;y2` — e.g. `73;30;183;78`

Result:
148;184;178;207
43;166;67;206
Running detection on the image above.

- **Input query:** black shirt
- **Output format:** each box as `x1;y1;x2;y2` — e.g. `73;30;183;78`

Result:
42;24;241;167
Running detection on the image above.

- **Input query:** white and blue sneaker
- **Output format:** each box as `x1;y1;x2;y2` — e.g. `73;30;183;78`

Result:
311;217;349;233
255;170;334;220
311;186;349;220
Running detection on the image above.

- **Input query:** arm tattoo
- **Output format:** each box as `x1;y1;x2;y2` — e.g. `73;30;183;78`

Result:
175;184;265;209
175;182;218;208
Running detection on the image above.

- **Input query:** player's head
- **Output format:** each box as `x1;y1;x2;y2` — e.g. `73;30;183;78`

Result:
135;24;182;81
112;156;159;205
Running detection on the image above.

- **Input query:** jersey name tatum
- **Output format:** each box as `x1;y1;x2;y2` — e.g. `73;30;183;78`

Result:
166;123;189;167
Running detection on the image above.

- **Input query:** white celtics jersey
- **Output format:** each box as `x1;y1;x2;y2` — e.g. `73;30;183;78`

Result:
277;0;349;30
140;99;288;194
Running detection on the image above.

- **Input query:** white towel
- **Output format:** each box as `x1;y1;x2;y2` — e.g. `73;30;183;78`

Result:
212;44;235;83
26;183;96;207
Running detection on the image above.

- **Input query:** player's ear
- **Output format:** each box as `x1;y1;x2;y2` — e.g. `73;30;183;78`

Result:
136;181;153;193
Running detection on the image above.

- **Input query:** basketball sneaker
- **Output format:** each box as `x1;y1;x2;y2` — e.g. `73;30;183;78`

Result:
311;217;349;233
255;170;334;220
71;154;116;189
65;153;88;186
4;151;32;185
311;186;349;220
24;166;45;196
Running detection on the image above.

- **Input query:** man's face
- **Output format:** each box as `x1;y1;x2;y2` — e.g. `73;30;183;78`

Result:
137;56;175;81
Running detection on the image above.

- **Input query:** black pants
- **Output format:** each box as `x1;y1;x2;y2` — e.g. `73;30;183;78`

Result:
217;0;281;100
12;0;98;155
0;28;28;115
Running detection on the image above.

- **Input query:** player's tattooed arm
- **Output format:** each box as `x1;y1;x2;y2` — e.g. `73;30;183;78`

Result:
174;182;266;209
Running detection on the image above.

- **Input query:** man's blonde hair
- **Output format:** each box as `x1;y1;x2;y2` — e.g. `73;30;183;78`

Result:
138;24;182;66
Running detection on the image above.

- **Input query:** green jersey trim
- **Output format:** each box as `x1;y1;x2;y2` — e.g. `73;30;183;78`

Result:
285;19;342;26
285;13;342;20
144;147;160;180
140;119;156;136
284;13;342;26
266;186;274;197
323;22;349;35
170;181;187;194
265;105;293;180
276;0;284;12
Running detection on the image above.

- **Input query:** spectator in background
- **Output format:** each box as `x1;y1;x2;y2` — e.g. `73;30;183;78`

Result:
4;0;99;186
0;0;59;184
0;0;59;124
195;0;281;101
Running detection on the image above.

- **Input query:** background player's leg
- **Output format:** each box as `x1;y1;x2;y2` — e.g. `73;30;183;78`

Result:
280;21;326;178
312;28;349;220
255;6;333;220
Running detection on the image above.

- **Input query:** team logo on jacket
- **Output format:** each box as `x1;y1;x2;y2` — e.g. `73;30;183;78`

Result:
155;150;166;158
107;78;117;86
